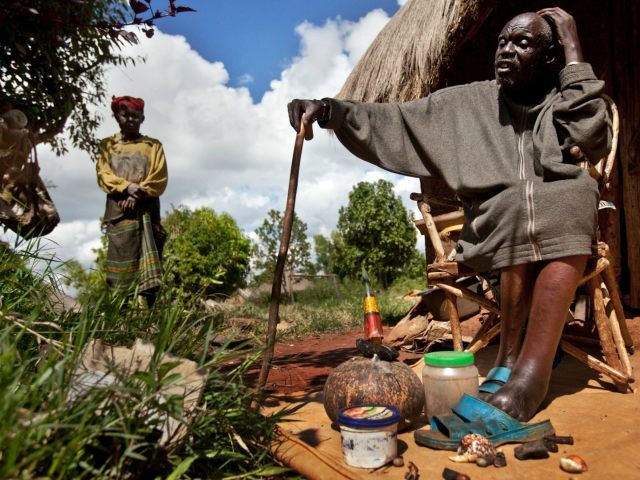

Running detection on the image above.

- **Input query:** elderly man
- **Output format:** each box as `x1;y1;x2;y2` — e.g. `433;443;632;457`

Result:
288;7;610;422
96;96;168;306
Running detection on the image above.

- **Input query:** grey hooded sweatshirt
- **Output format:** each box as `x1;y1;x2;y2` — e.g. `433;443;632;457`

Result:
321;63;611;272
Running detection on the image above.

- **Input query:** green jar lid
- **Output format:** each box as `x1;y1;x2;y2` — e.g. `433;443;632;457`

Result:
424;351;475;367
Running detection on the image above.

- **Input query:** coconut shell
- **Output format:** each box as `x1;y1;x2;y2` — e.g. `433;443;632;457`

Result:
323;356;425;427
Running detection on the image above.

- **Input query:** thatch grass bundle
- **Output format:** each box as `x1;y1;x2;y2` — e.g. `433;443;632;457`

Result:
336;0;499;102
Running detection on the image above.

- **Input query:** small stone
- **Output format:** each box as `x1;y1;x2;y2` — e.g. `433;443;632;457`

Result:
515;439;550;460
393;456;405;467
494;451;507;468
442;467;470;480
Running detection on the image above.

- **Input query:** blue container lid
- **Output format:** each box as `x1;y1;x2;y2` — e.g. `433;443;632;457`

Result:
337;405;400;428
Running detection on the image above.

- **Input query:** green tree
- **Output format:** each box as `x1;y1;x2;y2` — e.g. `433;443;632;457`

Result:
163;206;252;296
253;209;312;283
313;232;338;274
334;179;419;288
0;0;194;154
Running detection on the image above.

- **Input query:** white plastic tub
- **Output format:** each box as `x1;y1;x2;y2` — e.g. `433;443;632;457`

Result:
337;405;400;468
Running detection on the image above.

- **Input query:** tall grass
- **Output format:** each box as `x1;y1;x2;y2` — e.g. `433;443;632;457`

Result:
0;240;287;479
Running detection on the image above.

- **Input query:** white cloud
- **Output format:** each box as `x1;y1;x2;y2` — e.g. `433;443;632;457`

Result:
46;220;104;265
237;73;254;85
22;8;425;271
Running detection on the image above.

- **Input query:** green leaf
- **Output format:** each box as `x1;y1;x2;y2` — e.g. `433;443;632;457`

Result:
165;456;196;480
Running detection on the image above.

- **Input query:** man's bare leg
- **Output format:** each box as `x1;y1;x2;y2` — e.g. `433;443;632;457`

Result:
487;255;588;421
496;263;536;368
478;263;535;400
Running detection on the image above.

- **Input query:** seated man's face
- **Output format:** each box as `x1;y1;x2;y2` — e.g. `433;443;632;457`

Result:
494;13;553;90
115;106;144;136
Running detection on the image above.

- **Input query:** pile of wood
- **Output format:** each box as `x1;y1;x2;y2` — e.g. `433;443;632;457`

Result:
386;288;480;352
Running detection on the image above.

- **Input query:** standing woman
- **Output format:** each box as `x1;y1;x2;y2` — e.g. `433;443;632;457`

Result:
96;96;168;306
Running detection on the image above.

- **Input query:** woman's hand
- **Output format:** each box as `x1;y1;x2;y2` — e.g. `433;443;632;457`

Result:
126;183;148;199
538;7;583;65
120;196;137;213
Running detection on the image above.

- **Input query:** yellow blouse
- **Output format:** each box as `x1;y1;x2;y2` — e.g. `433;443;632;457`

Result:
96;133;168;197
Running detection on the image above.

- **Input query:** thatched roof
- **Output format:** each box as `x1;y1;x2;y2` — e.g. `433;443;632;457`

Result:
336;0;500;102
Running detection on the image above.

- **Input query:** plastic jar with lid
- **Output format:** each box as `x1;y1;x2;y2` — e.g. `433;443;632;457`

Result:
422;351;479;419
338;405;400;468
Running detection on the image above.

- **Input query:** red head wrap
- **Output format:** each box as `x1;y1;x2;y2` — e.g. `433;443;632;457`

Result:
111;96;145;114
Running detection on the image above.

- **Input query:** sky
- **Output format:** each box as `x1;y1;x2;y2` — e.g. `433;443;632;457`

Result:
159;0;403;101
4;0;422;271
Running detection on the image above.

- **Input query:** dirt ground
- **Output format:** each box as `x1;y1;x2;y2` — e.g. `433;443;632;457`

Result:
252;327;422;394
254;310;640;395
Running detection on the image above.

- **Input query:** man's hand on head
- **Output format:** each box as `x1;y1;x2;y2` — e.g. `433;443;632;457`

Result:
287;99;327;141
538;7;584;65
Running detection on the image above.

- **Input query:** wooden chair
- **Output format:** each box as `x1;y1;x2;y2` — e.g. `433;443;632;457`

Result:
412;95;635;392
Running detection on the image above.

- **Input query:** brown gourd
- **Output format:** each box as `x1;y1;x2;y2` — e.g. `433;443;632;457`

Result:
323;356;425;428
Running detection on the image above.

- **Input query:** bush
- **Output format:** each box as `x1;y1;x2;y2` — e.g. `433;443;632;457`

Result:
164;206;252;297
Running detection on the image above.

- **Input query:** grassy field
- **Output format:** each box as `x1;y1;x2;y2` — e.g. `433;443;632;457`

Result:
220;275;424;340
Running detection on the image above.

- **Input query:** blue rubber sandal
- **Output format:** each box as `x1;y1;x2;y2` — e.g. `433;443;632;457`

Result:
478;366;511;395
414;394;555;451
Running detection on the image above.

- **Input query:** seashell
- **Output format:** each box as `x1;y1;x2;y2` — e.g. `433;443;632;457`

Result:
458;433;496;457
560;454;588;473
449;433;496;464
449;453;477;463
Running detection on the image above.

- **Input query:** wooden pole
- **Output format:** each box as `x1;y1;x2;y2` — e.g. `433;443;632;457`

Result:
576;257;609;287
601;262;634;351
606;302;634;381
416;199;445;263
467;322;501;354
435;281;501;315
586;277;626;391
561;341;631;388
443;281;463;351
257;125;305;391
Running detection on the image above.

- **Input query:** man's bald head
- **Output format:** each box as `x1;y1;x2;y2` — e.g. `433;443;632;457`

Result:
505;12;555;51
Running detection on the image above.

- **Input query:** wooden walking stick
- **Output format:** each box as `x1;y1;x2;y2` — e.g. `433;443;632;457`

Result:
257;123;306;391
